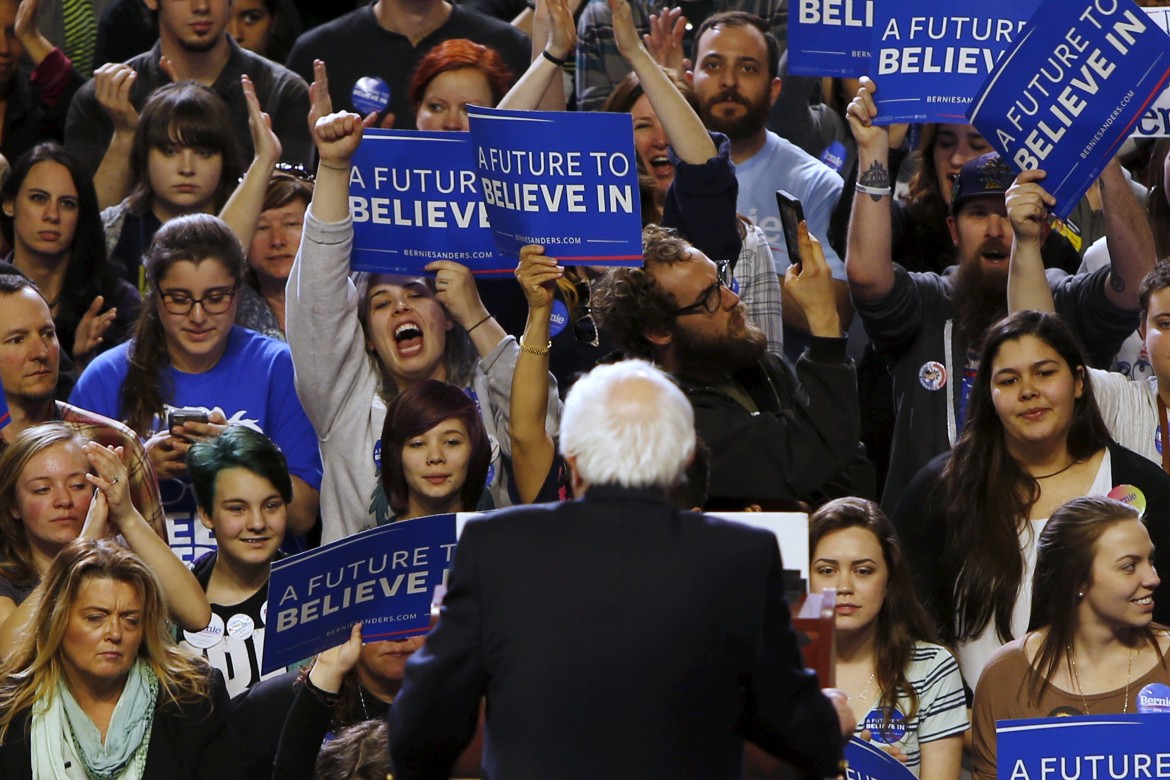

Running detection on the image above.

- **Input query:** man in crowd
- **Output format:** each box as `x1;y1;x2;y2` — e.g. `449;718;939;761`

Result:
64;0;311;205
286;0;529;129
687;11;850;331
0;274;165;538
593;225;871;510
845;77;1154;509
389;357;852;779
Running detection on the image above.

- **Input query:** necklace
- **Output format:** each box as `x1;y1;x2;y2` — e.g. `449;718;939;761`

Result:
45;291;61;309
1034;458;1082;480
1068;645;1134;715
848;671;876;702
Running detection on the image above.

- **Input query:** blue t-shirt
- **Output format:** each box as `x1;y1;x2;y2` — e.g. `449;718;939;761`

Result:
735;130;845;280
70;326;323;564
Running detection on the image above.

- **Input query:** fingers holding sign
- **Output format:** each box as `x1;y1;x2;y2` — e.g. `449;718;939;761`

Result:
516;244;563;312
1006;169;1056;244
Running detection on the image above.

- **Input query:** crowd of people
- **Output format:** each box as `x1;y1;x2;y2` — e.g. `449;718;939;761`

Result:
1;0;1169;776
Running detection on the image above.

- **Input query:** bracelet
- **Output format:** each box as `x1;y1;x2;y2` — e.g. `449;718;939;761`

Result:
519;336;552;356
541;49;568;68
304;667;342;706
466;314;492;333
854;182;891;197
319;162;350;172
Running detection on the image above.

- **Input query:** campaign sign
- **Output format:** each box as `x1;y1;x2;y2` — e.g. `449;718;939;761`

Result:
996;714;1170;779
467;106;642;265
789;0;873;77
871;0;1037;123
261;513;459;673
844;737;916;780
1131;8;1170;137
347;130;508;275
968;0;1170;219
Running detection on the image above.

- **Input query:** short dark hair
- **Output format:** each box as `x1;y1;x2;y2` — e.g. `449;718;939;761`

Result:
187;426;294;514
691;11;779;82
592;225;694;357
380;379;490;517
1139;258;1170;320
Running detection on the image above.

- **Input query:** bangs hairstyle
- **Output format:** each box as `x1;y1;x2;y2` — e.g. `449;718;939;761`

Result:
122;214;247;434
380;379;490;517
187;425;294;514
0;143;116;350
0;538;210;743
810;498;939;725
126;81;243;215
353;272;475;402
941;310;1110;644
560;359;695;490
1027;496;1165;703
0;424;86;589
408;39;514;107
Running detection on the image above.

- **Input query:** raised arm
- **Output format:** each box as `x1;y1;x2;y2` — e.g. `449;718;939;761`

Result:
308;61;363;222
610;0;714;164
844;76;895;303
1100;156;1156;310
497;0;576;111
89;63;140;210
219;75;282;248
510;245;561;503
1006;170;1057;314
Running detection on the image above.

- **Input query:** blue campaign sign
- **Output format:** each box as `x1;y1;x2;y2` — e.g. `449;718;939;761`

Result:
996;714;1170;779
1130;8;1170;138
0;380;8;430
347;129;510;276
467;106;642;266
789;0;872;77
844;737;916;780
871;0;1037;124
968;0;1170;219
261;513;459;673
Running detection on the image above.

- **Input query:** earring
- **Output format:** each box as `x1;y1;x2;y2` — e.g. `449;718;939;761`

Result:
1077;591;1084;599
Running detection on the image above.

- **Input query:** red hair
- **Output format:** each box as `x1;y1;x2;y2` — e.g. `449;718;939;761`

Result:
409;39;513;107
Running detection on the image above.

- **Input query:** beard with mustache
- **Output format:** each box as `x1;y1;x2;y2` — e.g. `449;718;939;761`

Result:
671;306;769;377
699;87;772;143
952;247;1010;349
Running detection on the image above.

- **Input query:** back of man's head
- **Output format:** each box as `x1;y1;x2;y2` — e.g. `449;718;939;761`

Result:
560;359;695;490
1140;259;1170;322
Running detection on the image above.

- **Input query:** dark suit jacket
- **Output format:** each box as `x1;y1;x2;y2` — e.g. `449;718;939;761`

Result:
388;485;842;780
0;669;242;779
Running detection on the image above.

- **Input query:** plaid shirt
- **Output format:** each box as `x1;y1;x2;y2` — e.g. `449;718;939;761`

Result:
575;0;789;111
738;221;784;357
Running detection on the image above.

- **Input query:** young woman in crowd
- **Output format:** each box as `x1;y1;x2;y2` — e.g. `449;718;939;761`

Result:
285;60;559;540
0;538;239;777
102;81;243;291
229;0;302;63
893;311;1170;687
69;214;322;564
0;423;209;648
972;496;1169;778
0;143;140;373
810;497;966;779
180;426;292;697
409;39;514;133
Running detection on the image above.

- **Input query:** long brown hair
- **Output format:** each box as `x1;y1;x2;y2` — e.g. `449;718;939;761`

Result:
1027;496;1166;704
122;214;246;434
941;311;1111;644
810;497;940;723
0;539;210;742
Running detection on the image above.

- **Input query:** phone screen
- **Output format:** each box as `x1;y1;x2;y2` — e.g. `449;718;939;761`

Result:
775;189;805;268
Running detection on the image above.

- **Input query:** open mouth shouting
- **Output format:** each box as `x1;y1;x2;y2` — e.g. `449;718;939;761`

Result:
394;322;425;356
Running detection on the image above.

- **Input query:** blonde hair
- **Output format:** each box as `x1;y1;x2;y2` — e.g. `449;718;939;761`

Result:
0;539;211;743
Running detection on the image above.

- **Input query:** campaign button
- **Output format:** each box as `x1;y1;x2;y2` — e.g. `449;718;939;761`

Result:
260;601;267;626
918;361;947;391
1107;484;1147;516
227;613;255;641
352;76;390;116
1138;683;1170;713
549;300;569;338
862;707;907;745
183;613;225;649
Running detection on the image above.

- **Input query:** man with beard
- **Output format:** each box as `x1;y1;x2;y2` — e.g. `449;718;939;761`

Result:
687;11;850;331
0;274;166;538
64;0;310;205
593;225;872;511
844;77;1150;510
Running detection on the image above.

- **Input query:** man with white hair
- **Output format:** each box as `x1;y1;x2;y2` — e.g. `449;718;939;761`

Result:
388;358;852;780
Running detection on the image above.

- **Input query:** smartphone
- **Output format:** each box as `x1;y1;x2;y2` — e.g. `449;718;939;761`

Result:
167;408;209;430
775;189;805;270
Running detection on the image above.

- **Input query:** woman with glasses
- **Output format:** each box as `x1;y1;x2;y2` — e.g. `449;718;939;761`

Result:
68;213;323;564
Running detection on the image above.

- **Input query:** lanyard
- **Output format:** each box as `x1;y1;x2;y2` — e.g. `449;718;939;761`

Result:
1159;395;1170;475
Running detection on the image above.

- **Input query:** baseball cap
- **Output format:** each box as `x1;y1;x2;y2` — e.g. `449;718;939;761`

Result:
950;152;1015;215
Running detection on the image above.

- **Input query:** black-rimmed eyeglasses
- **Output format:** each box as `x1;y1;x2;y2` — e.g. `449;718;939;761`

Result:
159;285;239;315
671;260;733;317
